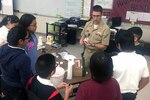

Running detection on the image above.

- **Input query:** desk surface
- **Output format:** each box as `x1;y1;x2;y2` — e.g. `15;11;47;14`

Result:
64;73;90;85
38;46;91;85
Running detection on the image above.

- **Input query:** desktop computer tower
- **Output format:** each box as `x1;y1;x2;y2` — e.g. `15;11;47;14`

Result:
67;28;77;44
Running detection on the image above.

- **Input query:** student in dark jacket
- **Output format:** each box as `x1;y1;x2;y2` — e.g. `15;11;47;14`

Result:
0;26;33;100
26;54;73;100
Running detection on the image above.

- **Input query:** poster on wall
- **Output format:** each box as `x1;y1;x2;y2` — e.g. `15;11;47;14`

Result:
111;0;150;24
83;0;91;17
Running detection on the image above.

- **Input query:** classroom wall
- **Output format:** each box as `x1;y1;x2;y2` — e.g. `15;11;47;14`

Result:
0;12;61;34
0;12;150;43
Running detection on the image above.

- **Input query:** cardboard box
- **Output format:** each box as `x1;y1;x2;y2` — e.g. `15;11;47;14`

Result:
73;59;82;76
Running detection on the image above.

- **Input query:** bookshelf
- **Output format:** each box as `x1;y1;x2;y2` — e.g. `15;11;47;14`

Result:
46;22;67;47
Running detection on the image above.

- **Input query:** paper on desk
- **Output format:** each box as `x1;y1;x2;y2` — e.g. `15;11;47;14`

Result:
64;54;76;61
37;45;45;50
58;52;68;59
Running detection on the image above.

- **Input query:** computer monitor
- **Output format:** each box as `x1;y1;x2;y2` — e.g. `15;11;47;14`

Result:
111;17;122;27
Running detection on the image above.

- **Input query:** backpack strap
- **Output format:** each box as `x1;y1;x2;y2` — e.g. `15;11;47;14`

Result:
48;90;59;100
26;74;37;89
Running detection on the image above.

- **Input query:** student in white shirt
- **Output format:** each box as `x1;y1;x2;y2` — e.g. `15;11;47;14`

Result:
0;15;19;46
112;30;149;100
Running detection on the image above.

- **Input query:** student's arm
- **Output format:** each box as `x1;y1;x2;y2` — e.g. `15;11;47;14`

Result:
19;54;33;87
56;82;67;89
138;57;149;91
138;77;149;91
64;84;73;100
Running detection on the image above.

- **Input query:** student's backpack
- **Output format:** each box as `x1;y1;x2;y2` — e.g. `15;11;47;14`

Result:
26;75;61;100
26;75;42;100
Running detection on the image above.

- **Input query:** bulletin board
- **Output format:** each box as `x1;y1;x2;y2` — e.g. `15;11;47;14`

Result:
0;0;13;15
13;0;83;18
111;0;150;25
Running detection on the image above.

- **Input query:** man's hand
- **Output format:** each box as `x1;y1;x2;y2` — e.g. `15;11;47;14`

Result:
84;41;95;49
79;38;84;45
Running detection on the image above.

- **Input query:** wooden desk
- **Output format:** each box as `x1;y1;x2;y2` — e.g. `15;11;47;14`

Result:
38;46;91;85
64;73;90;85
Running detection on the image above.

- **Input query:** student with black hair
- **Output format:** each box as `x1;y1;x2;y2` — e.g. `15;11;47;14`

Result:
112;30;149;100
128;27;145;55
0;26;33;100
0;15;19;46
26;53;73;100
75;52;122;100
19;14;38;73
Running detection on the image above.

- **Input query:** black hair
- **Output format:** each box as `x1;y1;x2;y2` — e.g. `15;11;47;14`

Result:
7;26;28;46
90;52;113;83
115;29;134;51
19;14;36;29
92;5;103;13
36;54;56;78
0;15;19;27
128;27;143;40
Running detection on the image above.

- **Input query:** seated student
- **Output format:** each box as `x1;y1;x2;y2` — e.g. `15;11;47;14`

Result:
0;26;33;100
112;30;149;100
128;27;145;55
75;52;122;100
0;15;19;46
26;54;73;100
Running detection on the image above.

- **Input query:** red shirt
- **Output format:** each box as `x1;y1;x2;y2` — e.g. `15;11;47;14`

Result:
75;78;122;100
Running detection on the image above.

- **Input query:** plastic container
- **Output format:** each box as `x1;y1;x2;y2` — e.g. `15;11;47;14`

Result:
50;66;65;86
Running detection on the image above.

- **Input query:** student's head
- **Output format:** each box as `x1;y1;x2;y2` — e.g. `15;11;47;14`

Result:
90;52;113;83
0;15;19;29
19;14;37;33
36;54;56;78
115;29;134;52
7;26;30;47
92;5;103;24
128;27;143;42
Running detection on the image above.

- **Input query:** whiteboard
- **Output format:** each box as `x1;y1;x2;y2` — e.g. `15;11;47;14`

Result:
0;0;13;15
13;0;83;18
94;0;113;9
